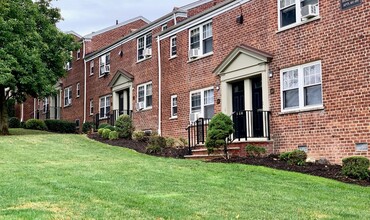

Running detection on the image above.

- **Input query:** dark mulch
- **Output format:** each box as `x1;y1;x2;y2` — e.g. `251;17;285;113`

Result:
87;133;188;158
210;156;370;187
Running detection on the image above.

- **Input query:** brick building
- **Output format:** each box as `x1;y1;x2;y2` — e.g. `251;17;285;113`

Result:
21;0;369;164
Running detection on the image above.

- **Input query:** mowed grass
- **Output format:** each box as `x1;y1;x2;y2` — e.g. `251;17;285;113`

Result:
0;129;369;219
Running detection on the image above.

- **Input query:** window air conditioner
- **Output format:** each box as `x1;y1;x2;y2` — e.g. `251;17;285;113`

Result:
301;4;318;19
143;48;152;57
189;48;200;58
104;65;110;73
189;112;200;122
136;102;144;111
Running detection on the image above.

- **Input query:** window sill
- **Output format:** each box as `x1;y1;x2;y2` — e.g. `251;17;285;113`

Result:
136;56;152;64
169;55;177;60
169;116;178;120
187;52;213;63
137;107;152;112
98;73;110;79
64;104;72;108
276;16;321;33
89;74;94;77
279;106;324;115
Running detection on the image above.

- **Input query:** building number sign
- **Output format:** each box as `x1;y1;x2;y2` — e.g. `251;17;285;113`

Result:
340;0;362;10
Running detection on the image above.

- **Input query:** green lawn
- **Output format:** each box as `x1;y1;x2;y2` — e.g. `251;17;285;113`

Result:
0;129;369;219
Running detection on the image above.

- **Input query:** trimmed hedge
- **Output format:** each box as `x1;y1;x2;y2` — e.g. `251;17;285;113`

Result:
279;150;307;166
109;131;119;140
245;145;266;157
82;122;95;133
8;117;21;128
342;156;370;180
102;129;111;139
25;119;47;131
44;120;76;133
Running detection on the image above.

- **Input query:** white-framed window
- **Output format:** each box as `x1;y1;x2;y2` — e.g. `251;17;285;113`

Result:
99;95;111;119
90;60;94;75
189;21;213;58
43;97;49;113
76;83;80;98
171;95;178;118
278;0;319;29
137;32;152;61
99;53;110;77
170;36;177;58
64;86;72;107
65;51;73;70
89;99;94;115
280;60;322;112
190;87;214;119
77;49;81;60
137;82;152;110
162;24;167;31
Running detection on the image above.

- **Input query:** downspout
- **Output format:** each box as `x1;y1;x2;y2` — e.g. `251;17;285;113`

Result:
83;39;87;123
20;103;24;122
33;98;36;119
157;36;162;136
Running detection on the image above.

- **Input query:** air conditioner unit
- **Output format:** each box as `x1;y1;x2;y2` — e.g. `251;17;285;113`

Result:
189;48;200;58
136;102;144;111
301;4;318;19
189;112;200;122
143;48;152;57
104;65;110;73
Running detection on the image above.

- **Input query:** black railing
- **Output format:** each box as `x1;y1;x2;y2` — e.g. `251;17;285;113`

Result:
95;109;133;129
186;110;271;155
35;107;61;120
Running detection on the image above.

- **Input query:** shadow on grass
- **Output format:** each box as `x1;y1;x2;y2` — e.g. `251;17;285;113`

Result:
9;128;51;136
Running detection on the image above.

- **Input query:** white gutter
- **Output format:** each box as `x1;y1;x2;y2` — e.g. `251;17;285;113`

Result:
83;40;87;123
157;36;162;136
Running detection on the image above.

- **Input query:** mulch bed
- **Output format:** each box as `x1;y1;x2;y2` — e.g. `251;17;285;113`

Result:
210;156;370;187
88;133;369;187
87;133;188;158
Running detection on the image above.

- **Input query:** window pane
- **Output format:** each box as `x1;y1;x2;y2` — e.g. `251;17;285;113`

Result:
173;106;177;116
106;97;110;107
204;104;214;119
304;64;321;86
203;37;213;54
191;92;201;112
146;34;152;48
146;95;152;107
283;69;298;90
190;28;200;49
283;89;299;108
203;23;212;39
204;89;214;105
100;107;105;118
138;86;144;102
281;5;296;27
305;85;322;106
146;84;152;95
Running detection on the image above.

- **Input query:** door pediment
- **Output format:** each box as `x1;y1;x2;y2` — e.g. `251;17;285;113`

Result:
109;69;134;88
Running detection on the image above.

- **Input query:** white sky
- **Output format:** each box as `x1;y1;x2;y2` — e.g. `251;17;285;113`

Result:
51;0;198;36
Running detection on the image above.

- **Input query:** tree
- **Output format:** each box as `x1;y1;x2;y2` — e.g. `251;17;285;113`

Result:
0;0;78;135
205;112;234;158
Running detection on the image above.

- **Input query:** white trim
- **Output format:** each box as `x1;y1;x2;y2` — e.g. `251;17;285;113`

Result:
280;60;323;113
77;49;81;60
76;83;80;98
90;60;94;75
89;99;94;116
170;35;177;58
157;36;162;135
188;21;213;59
64;86;73;107
137;82;153;110
99;53;110;77
189;86;214;119
171;95;178;118
99;95;111;119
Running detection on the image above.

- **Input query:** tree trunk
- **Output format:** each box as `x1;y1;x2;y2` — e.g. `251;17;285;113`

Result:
0;87;10;135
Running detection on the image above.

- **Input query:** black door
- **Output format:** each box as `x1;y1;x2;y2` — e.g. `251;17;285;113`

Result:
251;76;263;137
232;81;246;139
118;91;124;115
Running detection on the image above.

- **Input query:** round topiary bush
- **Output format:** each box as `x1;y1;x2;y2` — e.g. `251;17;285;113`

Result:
115;115;134;139
25;119;47;131
342;156;370;180
109;131;119;140
8;117;21;128
98;128;105;136
102;128;111;139
205;112;234;154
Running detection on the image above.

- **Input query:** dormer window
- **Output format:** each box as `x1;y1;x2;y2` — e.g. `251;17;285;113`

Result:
99;53;110;77
137;32;152;61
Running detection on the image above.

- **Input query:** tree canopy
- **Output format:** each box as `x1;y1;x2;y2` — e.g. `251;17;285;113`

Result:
0;0;79;135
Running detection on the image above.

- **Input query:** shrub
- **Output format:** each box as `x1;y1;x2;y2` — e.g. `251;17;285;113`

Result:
25;119;47;131
205;112;234;154
44;120;76;133
166;137;175;148
146;144;161;154
146;135;167;154
279;150;307;166
132;131;149;142
98;128;105;136
109;131;119;140
342;156;370;180
178;137;188;147
98;123;110;129
8;117;20;128
20;121;26;129
245;145;266;157
82;122;95;133
115;115;134;139
102;129;111;139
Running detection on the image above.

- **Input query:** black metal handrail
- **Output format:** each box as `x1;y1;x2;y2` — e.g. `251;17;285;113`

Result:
95;109;133;129
186;118;211;155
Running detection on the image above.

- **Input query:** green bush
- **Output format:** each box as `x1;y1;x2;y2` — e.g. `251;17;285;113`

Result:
25;119;47;131
245;145;266;157
205;113;234;154
98;123;110;129
82;122;95;133
166;137;175;147
44;120;76;133
8;117;20;128
109;131;119;140
146;135;167;154
20;121;26;129
279;150;307;166
342;156;370;180
132;131;149;142
115;115;134;139
102;129;111;139
98;128;105;136
178;137;188;147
